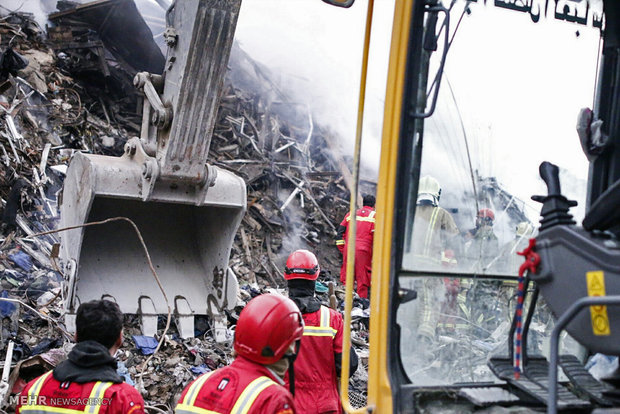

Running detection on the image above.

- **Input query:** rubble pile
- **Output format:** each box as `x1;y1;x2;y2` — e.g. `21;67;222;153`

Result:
217;44;367;290
0;6;370;412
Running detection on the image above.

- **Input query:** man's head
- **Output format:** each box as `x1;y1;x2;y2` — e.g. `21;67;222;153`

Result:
284;249;320;298
284;250;320;281
362;194;376;208
234;294;304;367
476;208;495;228
75;300;123;349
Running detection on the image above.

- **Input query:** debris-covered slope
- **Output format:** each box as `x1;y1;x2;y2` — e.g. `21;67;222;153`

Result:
0;7;370;411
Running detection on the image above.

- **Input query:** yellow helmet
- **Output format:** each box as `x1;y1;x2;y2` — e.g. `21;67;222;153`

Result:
418;176;441;206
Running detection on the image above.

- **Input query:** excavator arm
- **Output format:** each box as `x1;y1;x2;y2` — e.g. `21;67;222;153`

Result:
59;0;245;340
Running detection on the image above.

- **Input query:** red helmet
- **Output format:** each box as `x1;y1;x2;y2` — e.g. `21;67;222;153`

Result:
234;294;304;365
284;249;320;281
477;208;495;221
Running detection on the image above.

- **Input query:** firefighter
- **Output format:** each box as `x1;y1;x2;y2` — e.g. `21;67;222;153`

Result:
175;294;303;414
411;176;460;344
16;300;145;414
411;176;460;268
336;194;376;298
283;249;358;414
462;208;503;335
463;208;500;272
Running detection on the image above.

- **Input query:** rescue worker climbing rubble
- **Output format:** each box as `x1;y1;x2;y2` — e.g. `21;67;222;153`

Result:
175;294;303;414
283;249;358;414
463;208;500;272
16;300;145;414
336;194;376;298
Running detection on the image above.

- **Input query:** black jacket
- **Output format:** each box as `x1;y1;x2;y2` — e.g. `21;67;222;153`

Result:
53;340;122;384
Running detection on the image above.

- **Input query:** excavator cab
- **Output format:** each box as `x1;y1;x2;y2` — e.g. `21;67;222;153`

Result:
58;0;245;339
350;0;620;412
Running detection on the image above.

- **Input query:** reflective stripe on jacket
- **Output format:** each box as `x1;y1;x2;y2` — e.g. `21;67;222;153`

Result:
303;306;337;338
412;205;459;263
17;371;123;414
286;305;344;414
339;207;375;252
339;207;376;288
176;372;276;414
175;356;295;414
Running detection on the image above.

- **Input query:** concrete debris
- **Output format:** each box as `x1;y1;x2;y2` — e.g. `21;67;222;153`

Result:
0;6;372;412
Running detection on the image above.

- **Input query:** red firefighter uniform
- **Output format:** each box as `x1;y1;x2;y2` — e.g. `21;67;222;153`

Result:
285;305;344;414
16;371;144;414
336;206;375;298
175;355;295;414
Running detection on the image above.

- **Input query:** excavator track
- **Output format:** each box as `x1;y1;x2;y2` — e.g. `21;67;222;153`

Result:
559;355;614;406
488;356;592;410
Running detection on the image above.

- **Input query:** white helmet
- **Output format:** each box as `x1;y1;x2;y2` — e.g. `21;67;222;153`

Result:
417;176;441;206
516;221;534;237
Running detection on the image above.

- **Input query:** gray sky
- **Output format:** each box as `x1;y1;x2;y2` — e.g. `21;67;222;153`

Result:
234;0;393;180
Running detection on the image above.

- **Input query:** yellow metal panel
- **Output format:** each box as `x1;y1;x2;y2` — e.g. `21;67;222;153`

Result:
586;271;610;336
339;0;376;411
367;1;415;412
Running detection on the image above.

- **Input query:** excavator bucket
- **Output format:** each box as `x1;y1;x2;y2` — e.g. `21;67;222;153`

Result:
58;0;245;340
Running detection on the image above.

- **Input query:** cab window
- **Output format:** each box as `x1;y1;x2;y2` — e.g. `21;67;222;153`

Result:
396;0;600;385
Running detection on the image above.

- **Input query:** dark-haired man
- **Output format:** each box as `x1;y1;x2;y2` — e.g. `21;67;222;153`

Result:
336;194;376;298
17;300;144;414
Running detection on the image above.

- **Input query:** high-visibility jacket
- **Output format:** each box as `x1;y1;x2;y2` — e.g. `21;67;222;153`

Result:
463;225;499;271
16;370;144;414
336;207;375;253
411;205;459;267
337;207;375;297
175;355;295;414
285;305;343;414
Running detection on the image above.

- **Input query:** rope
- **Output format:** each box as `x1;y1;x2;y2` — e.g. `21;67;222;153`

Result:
513;238;540;379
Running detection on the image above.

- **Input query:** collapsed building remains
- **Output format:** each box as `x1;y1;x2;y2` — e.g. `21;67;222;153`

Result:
0;3;371;411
